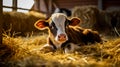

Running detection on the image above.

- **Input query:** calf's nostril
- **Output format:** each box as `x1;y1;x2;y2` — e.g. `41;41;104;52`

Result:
58;35;60;38
63;35;66;38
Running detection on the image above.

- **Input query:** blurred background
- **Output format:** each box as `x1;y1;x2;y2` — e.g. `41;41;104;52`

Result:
3;0;120;15
0;0;120;39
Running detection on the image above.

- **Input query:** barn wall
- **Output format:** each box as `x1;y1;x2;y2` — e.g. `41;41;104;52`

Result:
32;0;120;15
54;0;120;10
54;0;98;9
103;0;120;10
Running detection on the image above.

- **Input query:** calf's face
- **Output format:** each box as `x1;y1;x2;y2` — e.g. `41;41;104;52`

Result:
34;13;80;44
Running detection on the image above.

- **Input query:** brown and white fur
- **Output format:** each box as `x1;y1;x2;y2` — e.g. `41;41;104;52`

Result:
34;13;102;53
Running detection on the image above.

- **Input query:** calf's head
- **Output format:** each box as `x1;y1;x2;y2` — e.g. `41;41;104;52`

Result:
34;13;80;44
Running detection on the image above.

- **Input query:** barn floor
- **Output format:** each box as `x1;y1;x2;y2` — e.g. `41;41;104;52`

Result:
1;33;120;67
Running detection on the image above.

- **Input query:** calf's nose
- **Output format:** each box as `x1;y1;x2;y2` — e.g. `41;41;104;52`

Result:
58;34;66;41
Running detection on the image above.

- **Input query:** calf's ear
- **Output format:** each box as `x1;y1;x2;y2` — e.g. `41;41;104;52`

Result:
69;18;81;26
34;20;49;30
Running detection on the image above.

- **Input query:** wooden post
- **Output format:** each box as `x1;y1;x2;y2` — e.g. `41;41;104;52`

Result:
40;0;47;13
48;0;52;15
0;0;3;45
33;0;40;11
13;0;17;11
98;0;103;10
34;0;47;13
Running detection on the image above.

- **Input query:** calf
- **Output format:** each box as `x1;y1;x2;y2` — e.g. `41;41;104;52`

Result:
34;13;102;53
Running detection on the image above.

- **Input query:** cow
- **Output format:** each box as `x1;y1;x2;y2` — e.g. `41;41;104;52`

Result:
34;13;102;53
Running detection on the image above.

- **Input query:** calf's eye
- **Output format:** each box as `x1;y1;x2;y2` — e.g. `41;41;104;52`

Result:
50;26;54;29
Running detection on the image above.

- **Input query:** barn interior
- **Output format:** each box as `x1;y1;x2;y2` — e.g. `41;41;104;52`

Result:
1;0;120;37
0;0;120;67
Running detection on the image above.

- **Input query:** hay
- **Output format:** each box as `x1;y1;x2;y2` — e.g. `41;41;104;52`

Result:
72;6;120;37
72;6;100;29
1;33;120;67
2;11;47;36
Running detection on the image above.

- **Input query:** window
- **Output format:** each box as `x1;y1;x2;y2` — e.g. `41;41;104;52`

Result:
3;0;12;11
3;8;12;12
3;0;34;12
3;0;12;7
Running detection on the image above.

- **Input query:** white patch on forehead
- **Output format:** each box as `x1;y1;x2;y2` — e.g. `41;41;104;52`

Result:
51;13;66;24
51;13;67;33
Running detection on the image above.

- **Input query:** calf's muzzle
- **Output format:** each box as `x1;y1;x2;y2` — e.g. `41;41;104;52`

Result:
58;34;67;42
